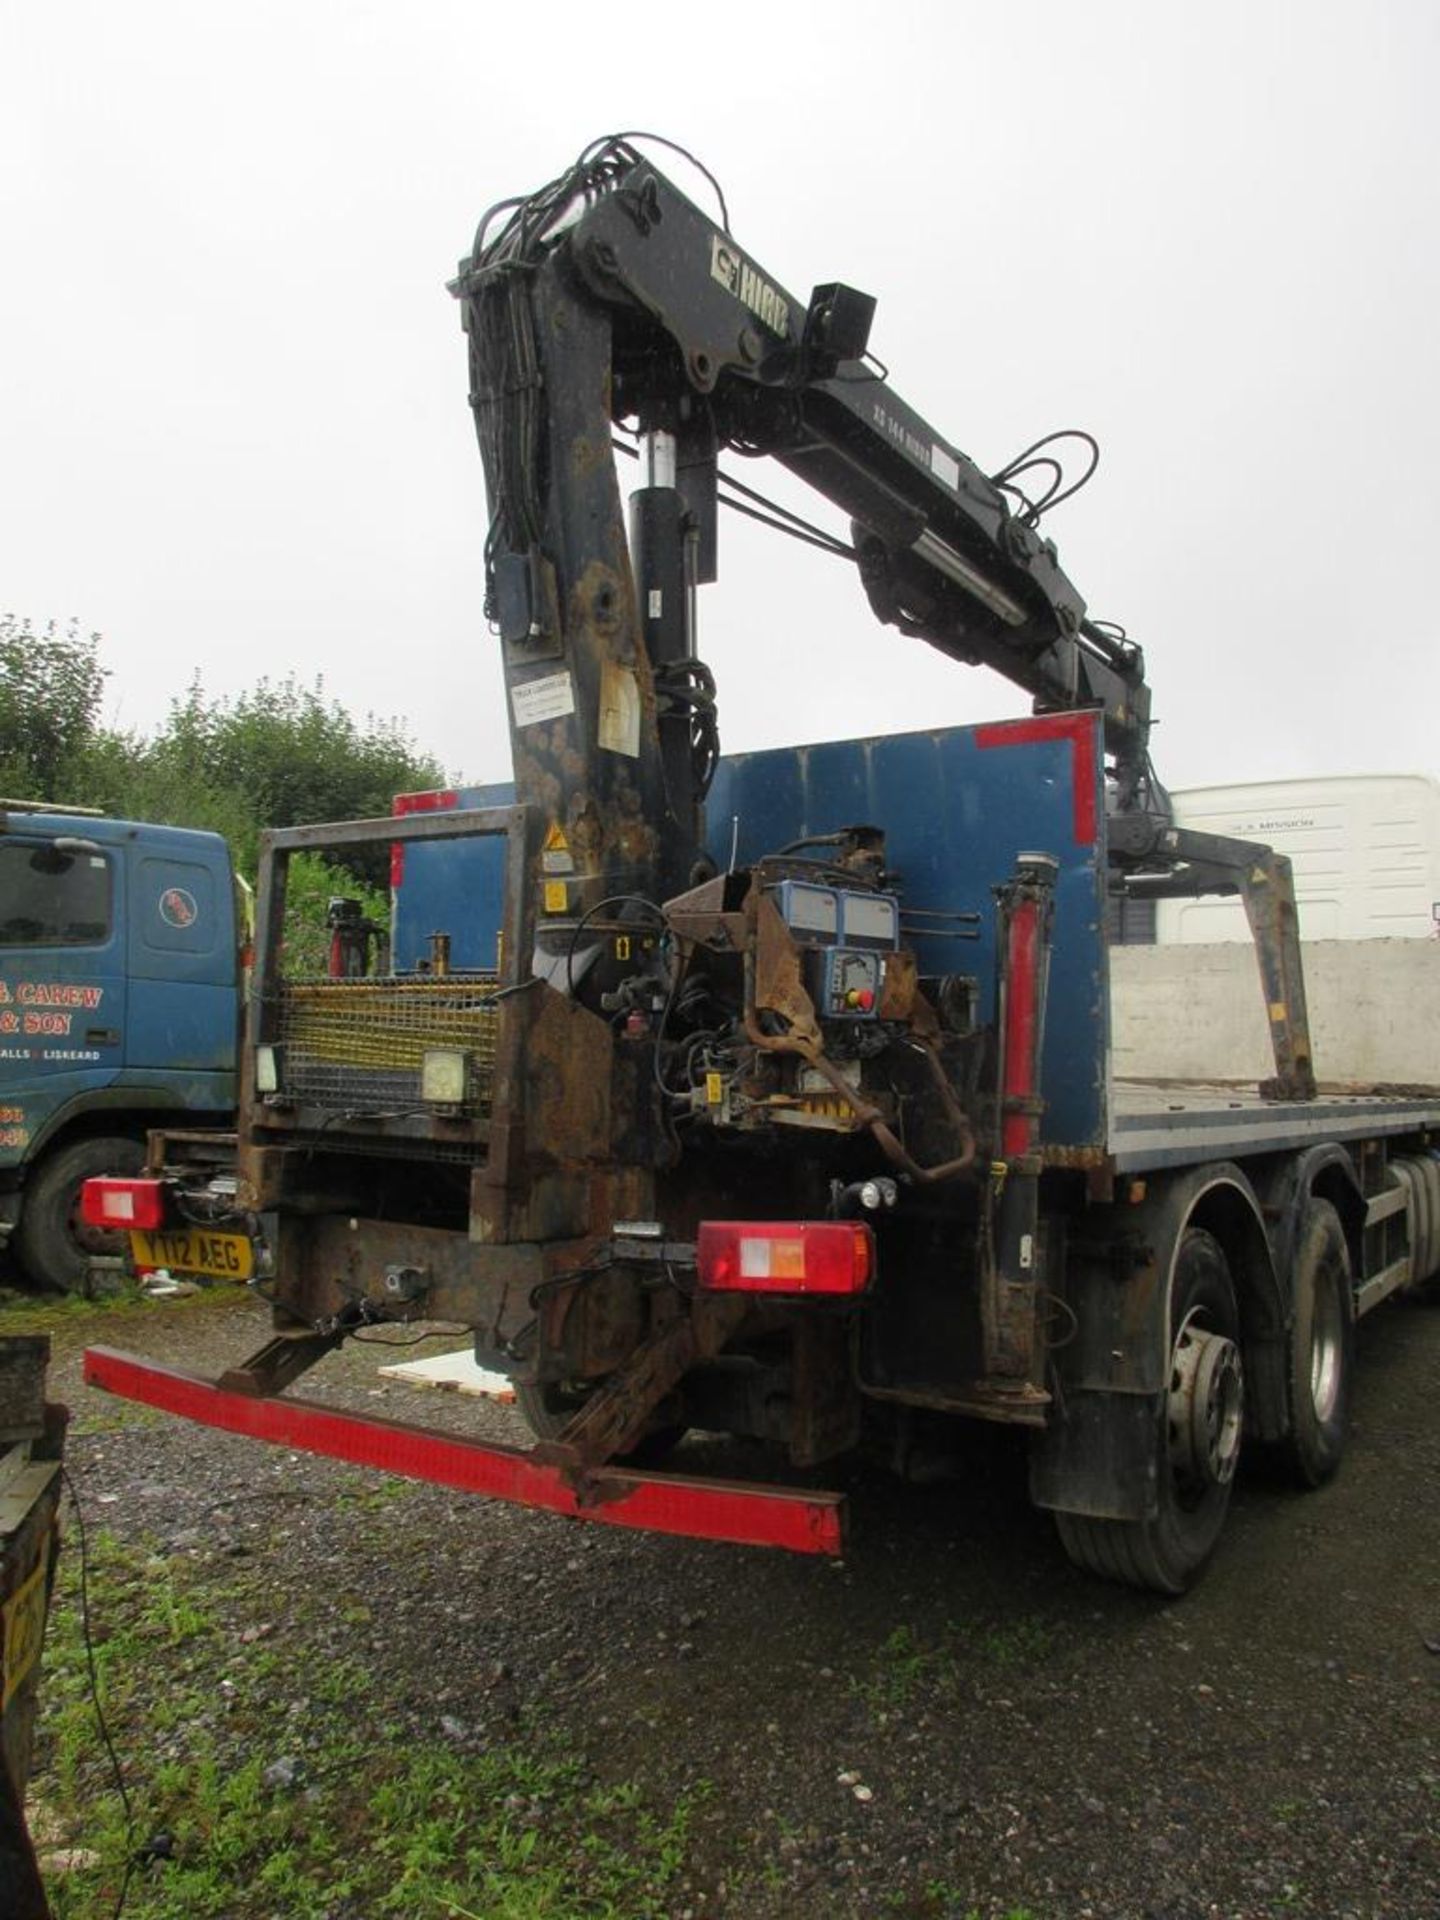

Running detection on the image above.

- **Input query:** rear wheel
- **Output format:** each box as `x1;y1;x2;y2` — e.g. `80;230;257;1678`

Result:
1056;1227;1244;1594
515;1380;586;1441
14;1135;145;1293
516;1380;686;1467
1274;1198;1353;1487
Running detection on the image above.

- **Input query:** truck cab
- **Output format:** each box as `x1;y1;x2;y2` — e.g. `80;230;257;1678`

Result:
0;805;239;1289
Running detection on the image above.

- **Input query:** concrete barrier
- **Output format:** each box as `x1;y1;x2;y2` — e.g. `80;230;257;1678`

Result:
1109;938;1440;1087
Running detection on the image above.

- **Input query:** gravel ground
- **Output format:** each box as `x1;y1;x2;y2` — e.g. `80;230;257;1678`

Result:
13;1282;1440;1919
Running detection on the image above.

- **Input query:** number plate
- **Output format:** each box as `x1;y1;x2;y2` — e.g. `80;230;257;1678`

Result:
129;1228;254;1281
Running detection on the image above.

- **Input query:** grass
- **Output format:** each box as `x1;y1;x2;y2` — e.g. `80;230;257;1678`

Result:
334;1474;412;1515
0;1277;244;1340
866;1622;947;1709
30;1528;705;1918
861;1612;1055;1712
885;1889;1041;1920
969;1615;1054;1671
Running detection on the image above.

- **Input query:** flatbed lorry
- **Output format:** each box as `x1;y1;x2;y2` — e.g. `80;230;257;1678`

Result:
83;137;1440;1592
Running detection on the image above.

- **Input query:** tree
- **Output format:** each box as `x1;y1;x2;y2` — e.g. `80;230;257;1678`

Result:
64;726;258;856
0;616;107;798
148;675;445;875
280;853;391;977
1;632;449;929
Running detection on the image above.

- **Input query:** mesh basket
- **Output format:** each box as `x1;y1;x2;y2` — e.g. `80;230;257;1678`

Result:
273;974;501;1119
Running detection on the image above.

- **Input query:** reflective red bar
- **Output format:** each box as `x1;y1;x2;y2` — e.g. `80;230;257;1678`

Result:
82;1346;845;1558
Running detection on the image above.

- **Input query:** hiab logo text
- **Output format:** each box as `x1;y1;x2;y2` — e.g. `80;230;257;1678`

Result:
710;235;790;340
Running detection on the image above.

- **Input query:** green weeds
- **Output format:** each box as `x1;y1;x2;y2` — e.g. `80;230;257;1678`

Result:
884;1886;1040;1920
0;1280;243;1340
862;1612;1055;1711
31;1531;702;1919
970;1615;1054;1670
867;1622;953;1709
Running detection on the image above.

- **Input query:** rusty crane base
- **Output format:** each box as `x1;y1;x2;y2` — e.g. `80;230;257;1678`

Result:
81;1346;846;1557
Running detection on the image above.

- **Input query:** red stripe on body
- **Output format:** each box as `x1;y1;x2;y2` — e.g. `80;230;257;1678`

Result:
391;789;460;886
973;712;1099;845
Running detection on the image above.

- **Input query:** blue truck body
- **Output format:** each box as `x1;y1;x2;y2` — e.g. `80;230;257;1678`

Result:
0;808;238;1287
392;712;1108;1151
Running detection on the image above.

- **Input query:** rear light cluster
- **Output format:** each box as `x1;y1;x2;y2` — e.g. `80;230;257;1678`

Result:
80;1178;167;1232
696;1221;874;1296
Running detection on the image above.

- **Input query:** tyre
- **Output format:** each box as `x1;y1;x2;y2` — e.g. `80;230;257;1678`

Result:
14;1135;146;1293
1390;1154;1440;1301
1275;1198;1353;1487
516;1380;685;1467
1056;1227;1244;1595
515;1379;584;1441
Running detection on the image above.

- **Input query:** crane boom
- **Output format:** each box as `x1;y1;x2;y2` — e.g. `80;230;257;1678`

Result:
451;136;1312;1100
451;142;1152;892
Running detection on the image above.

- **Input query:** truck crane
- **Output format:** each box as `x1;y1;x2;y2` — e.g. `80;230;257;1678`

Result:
452;133;1311;1093
83;137;1440;1593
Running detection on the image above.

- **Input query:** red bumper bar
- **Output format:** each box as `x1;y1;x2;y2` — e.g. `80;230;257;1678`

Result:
82;1347;845;1558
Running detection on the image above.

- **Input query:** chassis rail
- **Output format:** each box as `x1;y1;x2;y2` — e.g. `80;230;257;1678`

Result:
82;1347;846;1557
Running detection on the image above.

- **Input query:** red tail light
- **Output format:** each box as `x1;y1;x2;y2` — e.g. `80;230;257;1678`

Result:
696;1221;875;1296
81;1178;167;1232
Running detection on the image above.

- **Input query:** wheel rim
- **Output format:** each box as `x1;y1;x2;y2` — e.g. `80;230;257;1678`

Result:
1308;1262;1344;1423
1168;1310;1244;1495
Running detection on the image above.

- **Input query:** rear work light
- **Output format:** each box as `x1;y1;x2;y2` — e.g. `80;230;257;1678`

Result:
80;1178;167;1232
696;1221;875;1296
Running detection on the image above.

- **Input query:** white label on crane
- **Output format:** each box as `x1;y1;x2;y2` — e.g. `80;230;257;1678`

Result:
510;670;575;729
598;662;641;758
930;444;961;491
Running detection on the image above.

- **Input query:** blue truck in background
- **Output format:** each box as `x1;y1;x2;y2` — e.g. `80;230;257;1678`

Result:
0;803;240;1289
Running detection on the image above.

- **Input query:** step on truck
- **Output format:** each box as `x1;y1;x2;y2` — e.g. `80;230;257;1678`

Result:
0;804;241;1290
83;137;1440;1591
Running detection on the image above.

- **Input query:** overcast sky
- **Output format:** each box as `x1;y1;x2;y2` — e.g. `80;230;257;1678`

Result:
3;1;1436;795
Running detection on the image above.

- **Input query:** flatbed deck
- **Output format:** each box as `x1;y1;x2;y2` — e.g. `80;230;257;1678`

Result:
1106;1079;1440;1173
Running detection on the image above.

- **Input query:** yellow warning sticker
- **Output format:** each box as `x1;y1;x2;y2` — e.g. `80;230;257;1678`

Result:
706;1072;724;1105
542;822;574;875
2;1548;49;1711
543;880;568;914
